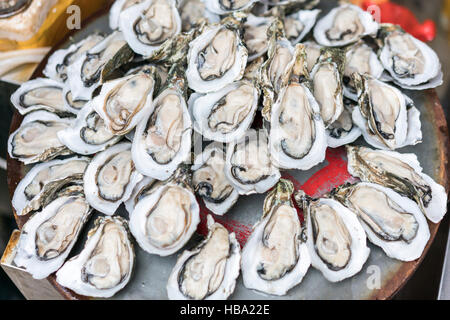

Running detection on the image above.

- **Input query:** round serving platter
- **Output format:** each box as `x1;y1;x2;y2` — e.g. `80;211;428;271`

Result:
6;3;449;300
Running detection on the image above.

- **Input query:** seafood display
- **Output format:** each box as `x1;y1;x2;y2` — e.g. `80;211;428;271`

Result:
6;0;447;300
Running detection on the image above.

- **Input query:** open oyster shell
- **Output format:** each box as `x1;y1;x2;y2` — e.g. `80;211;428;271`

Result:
284;9;321;45
225;129;281;195
347;145;448;223
84;142;143;215
10;78;74;117
313;3;379;47
192;143;239;216
12;156;89;216
333;182;430;261
189;80;259;143
326;98;361;148
241;179;310;295
167;215;241;300
109;0;143;30
8;110;73;165
67;31;134;101
120;0;182;56
378;24;443;90
58;102;123;155
129;165;200;256
205;0;257;14
14;190;92;279
124;176;155;214
178;0;220;32
92;66;158;135
56;216;134;298
243;14;274;62
295;191;370;282
44;33;105;82
186;21;248;93
62;86;89;114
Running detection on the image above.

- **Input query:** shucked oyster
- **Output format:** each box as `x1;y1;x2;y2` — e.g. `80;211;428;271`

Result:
12;156;89;217
84;142;143;215
269;44;327;170
205;0;257;14
295;191;370;282
186;22;248;93
92;66;158;135
120;0;181;56
241;179;310;295
10;78;73;117
132;68;192;180
243;14;273;62
178;0;220;32
8;110;72;165
333;182;430;261
189;80;258;143
347;146;448;223
14;190;92;279
326;98;361;148
225;129;281;195
56;216;134;298
167;215;241;300
378;24;442;90
129;165;200;256
109;0;143;30
284;9;321;45
44;33;105;82
351;73;422;150
314;3;378;47
67;31;134;100
58;102;123;155
192;143;239;215
310;48;345;128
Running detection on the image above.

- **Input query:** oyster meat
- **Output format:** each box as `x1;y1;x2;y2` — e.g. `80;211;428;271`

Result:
243;14;273;62
167;215;241;300
205;0;257;14
129;165;200;256
295;191;370;282
178;0;220;32
192;143;239;215
347;146;448;223
56;216;134;298
284;9;321;45
241;179;310;295
333;182;430;261
326;98;361;148
84;142;143;215
8;110;72;165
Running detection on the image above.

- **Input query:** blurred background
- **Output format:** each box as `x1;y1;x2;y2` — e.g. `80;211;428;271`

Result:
0;0;448;300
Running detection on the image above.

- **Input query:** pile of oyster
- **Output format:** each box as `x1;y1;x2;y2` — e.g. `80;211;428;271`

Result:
8;0;447;299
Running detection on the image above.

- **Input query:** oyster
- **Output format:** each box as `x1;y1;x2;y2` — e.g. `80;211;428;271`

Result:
225;129;281;195
129;165;200;256
347;146;448;223
58;102;123;155
10;78;74;117
295;191;370;282
326;98;361;148
0;0;32;18
124;176;155;214
14;190;92;279
132;69;191;180
8;110;72;165
243;14;273;62
178;0;220;32
12;156;89;216
109;0;143;30
269;44;327;170
351;73;422;150
303;40;322;73
167;215;241;300
313;3;379;47
186;22;248;93
284;9;321;45
120;0;182;56
333;182;430;261
378;24;442;90
67;31;134;100
189;80;258;143
44;34;105;82
62;87;89;114
241;179;310;295
56;216;134;298
205;0;257;14
192;143;239;215
84;142;143;215
310;48;345;128
343;41;384;101
92;66;158;135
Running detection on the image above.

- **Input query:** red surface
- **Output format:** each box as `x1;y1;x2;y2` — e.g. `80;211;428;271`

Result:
196;147;359;247
362;0;436;42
